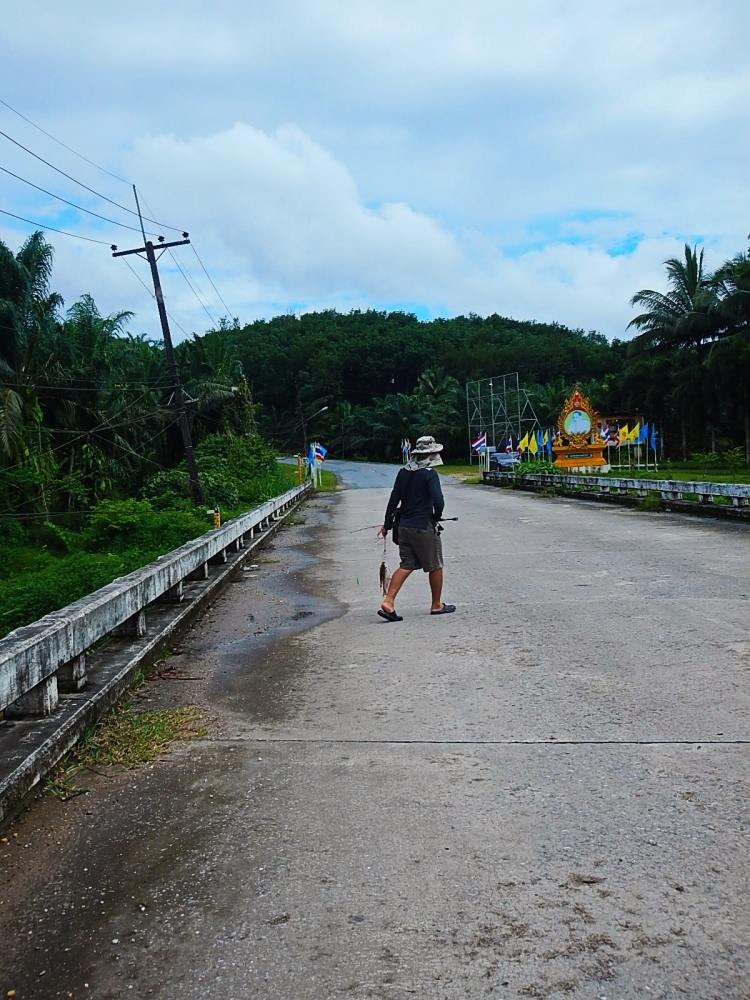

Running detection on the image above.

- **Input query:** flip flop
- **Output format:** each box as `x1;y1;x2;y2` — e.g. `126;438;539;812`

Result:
378;607;403;622
430;603;456;615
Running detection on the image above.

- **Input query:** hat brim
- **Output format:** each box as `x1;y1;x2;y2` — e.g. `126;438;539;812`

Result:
411;443;444;454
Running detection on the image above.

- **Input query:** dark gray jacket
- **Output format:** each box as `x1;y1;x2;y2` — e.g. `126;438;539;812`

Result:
384;467;444;531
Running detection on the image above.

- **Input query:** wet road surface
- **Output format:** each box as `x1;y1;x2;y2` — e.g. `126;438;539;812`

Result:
1;467;749;998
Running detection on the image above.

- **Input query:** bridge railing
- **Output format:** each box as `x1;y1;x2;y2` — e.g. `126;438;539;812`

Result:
0;482;311;719
483;470;750;507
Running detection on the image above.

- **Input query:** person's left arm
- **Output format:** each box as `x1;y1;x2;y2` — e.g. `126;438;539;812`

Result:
429;470;444;522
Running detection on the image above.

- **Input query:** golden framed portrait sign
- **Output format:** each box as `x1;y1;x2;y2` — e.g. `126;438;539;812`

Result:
554;387;609;471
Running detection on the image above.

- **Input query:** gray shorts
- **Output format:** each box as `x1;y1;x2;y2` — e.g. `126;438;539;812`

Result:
398;525;444;573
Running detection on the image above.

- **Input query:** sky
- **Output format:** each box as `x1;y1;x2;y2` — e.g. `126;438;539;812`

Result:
1;0;749;343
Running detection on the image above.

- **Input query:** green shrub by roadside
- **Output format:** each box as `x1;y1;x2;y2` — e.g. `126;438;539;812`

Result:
0;433;303;638
0;551;131;636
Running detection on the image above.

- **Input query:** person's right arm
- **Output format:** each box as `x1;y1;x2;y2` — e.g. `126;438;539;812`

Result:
380;470;404;535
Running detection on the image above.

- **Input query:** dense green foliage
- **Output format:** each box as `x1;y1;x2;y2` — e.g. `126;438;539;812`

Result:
203;311;617;458
0;447;297;637
195;241;750;463
0;232;297;635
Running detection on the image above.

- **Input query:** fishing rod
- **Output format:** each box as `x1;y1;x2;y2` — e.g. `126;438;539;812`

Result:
352;516;459;533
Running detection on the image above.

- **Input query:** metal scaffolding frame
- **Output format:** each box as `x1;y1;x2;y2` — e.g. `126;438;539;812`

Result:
465;372;540;459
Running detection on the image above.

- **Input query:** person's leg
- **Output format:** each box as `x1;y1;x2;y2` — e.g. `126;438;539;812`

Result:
382;568;412;612
428;568;443;611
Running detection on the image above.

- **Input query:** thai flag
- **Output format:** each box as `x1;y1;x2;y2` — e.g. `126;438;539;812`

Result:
505;436;513;453
472;432;487;452
601;425;611;444
314;443;327;463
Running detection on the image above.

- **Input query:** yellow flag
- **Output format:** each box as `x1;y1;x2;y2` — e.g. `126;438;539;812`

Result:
630;422;640;443
619;423;629;443
519;432;529;451
529;433;538;455
543;430;549;445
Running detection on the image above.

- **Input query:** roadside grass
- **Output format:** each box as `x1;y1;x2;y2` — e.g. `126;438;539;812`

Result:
484;462;750;485
439;464;482;483
599;464;750;484
276;462;302;488
46;682;206;801
316;469;338;491
275;463;337;491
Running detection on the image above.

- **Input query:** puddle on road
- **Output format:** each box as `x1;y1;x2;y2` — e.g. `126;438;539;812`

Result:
203;498;345;725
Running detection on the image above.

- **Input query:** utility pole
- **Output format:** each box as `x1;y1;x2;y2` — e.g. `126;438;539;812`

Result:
111;188;203;504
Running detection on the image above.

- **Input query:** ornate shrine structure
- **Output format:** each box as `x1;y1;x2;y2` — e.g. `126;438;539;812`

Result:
553;387;609;472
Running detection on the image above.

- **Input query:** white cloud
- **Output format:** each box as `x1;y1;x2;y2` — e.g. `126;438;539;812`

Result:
0;0;748;341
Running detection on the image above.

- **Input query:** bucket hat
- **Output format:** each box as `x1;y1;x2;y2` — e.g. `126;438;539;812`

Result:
411;435;444;455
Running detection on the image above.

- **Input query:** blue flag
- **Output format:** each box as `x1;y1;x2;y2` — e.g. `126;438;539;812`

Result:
649;426;657;449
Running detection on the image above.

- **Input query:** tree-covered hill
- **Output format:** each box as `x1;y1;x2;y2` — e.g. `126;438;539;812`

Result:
199;310;623;457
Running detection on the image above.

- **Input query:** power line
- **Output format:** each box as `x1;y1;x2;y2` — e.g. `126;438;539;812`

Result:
0;206;111;244
121;255;190;339
89;417;182;468
138;192;233;327
0;163;161;236
191;242;233;318
0;129;183;233
1;100;236;324
2;381;170;392
167;247;217;326
0;390;152;477
59;376;171;385
139;190;219;328
0;97;129;185
1;509;95;519
0;414;183;517
53;407;172;435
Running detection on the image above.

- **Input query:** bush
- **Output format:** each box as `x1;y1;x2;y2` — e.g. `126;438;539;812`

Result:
1;432;294;637
197;469;240;508
35;520;76;553
142;469;192;510
518;459;556;474
0;551;129;636
86;499;155;544
84;498;209;556
688;451;721;469
724;446;746;471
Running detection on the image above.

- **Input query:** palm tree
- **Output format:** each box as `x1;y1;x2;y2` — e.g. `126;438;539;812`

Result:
0;233;63;463
370;393;429;458
414;367;463;449
628;244;717;350
711;252;750;460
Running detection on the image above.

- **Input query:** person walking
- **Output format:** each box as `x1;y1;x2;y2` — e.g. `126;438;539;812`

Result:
377;435;456;622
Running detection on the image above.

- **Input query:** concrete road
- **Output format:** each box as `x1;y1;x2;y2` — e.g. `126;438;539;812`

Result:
2;468;749;999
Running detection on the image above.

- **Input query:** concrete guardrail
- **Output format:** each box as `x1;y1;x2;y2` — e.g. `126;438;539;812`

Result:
0;482;310;720
482;470;750;517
